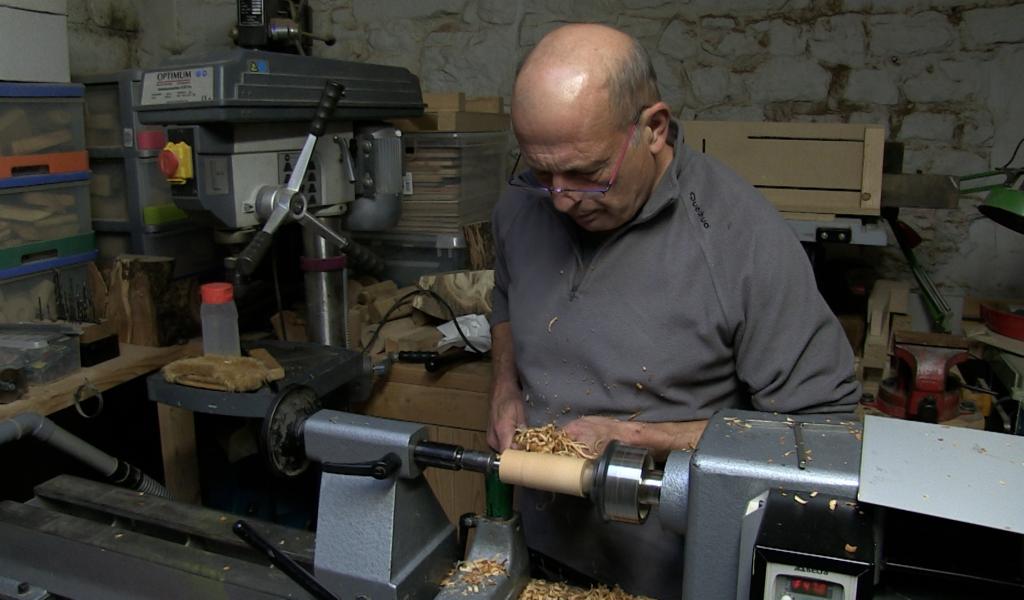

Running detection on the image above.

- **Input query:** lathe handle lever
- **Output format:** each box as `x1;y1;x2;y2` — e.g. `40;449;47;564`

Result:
322;452;401;479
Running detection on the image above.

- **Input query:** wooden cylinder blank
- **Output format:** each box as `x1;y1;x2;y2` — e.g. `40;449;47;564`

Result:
498;450;590;497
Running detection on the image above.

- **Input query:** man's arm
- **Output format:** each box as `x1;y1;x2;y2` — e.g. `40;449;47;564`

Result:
486;322;526;451
563;416;707;462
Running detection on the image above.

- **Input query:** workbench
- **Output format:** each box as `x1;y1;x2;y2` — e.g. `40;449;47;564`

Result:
356;360;493;524
0;340;203;501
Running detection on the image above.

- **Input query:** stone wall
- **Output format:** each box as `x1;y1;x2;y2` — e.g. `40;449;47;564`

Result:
74;0;1024;297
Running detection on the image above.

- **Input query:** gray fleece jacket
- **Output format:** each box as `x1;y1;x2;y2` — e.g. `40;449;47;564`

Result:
492;121;860;429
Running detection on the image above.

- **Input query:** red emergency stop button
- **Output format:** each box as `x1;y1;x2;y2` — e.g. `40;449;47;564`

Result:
159;149;178;177
160;141;194;185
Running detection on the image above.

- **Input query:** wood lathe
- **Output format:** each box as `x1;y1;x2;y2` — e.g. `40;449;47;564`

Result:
0;410;1021;599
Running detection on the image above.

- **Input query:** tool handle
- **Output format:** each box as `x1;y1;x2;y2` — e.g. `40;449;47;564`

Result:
322;452;401;480
232;520;340;600
426;350;474;373
396;351;436;364
237;230;275;276
310;81;343;137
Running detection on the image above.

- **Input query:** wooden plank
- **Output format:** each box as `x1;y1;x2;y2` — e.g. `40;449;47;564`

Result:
157;404;201;504
423;92;465;111
390;112;510;133
0;340;202;420
385;361;492;394
860;126;885;212
356;381;489;431
465;96;504;114
778;211;837;222
762;188;878;215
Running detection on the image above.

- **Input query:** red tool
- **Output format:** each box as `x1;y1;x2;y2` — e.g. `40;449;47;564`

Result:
874;331;971;423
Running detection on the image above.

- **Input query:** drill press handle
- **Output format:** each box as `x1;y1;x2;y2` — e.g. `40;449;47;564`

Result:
235;80;348;274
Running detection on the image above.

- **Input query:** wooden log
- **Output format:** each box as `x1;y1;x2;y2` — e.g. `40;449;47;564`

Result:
357;280;399;305
105;256;175;347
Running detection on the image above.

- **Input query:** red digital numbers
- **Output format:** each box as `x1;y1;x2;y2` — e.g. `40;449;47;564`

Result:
791;577;829;597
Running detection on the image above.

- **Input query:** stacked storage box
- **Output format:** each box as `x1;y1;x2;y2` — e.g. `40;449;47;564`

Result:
0;81;97;323
354;131;509;285
80;70;220;278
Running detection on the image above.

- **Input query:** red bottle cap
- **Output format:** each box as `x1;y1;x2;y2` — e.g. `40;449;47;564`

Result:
200;282;234;304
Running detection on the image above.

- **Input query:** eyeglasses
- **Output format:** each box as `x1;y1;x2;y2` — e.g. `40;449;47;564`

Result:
507;116;642;201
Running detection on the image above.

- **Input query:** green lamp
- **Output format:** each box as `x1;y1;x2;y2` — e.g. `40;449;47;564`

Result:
978;185;1024;234
958;167;1024;235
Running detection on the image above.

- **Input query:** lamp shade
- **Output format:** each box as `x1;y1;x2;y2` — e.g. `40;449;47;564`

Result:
978;185;1024;234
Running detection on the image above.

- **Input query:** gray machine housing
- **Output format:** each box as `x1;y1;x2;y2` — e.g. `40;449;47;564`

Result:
137;48;422;232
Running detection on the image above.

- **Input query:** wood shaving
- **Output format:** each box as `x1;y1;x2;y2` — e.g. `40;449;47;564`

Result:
844;544;858;553
513;425;596;459
519;579;654;600
547;317;559;332
794;495;808;505
828;499;837;511
441;557;508;589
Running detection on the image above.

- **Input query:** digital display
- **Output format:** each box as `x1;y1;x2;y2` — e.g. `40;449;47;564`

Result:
789;577;831;597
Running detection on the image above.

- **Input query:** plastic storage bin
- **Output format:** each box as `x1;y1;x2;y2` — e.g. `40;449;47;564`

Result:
83;82;122;149
0;172;91;251
90;157;182;225
0;327;80;384
81;71;162;153
0;82;85;157
0;260;90;323
353;231;468;287
398;131;509;233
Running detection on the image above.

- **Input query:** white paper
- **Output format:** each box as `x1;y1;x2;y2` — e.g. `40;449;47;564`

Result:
436;314;491;353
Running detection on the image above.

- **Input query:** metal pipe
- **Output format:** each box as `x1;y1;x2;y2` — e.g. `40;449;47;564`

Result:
0;413;169;497
302;215;347;347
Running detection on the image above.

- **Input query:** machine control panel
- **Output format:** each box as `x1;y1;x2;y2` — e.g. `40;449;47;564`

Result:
767;566;855;599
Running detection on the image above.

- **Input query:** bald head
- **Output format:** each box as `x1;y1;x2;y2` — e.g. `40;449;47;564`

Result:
513;24;660;139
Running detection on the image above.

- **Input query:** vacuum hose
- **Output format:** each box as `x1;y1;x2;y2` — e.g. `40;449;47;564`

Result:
0;412;169;498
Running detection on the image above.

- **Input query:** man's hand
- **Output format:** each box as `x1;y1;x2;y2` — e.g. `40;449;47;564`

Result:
564;416;709;461
487;384;526;451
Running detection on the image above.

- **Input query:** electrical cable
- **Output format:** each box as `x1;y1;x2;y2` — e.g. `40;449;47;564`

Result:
999;136;1024;170
360;289;487;356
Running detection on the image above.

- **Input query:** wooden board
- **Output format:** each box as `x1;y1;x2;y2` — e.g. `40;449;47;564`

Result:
157;404;201;504
423;92;465;111
0;340;202;420
683;120;885;216
357;361;493;524
390;111;510;133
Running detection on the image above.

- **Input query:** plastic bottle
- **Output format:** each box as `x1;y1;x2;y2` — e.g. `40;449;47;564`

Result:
200;282;241;356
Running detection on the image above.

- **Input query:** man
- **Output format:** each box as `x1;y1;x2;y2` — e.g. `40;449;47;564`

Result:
487;24;860;598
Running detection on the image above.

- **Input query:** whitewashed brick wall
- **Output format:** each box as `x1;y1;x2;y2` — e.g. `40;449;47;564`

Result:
72;0;1024;296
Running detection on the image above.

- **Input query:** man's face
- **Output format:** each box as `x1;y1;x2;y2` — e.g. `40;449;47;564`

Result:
514;118;652;232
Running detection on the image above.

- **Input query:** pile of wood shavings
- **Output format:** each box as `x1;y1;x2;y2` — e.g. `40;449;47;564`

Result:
519;579;653;600
441;557;508;591
513;424;596;459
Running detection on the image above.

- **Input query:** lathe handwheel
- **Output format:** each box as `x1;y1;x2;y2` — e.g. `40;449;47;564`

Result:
260;385;321;478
